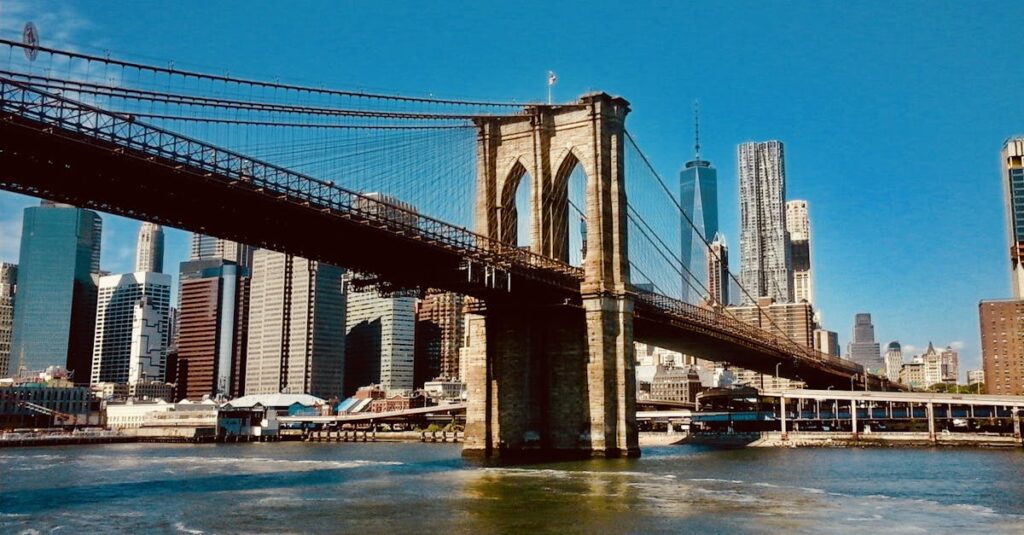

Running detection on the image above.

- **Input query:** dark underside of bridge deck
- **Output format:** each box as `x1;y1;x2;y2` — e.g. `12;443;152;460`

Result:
0;114;579;308
633;311;871;390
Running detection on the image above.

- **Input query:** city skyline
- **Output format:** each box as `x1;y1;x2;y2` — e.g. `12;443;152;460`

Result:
0;1;1021;378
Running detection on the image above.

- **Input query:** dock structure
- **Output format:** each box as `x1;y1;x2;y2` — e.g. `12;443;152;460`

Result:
693;388;1024;447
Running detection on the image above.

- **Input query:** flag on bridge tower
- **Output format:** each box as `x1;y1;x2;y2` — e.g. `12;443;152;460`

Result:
547;71;557;104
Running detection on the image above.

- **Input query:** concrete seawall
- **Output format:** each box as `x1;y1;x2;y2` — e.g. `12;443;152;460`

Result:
690;431;1023;448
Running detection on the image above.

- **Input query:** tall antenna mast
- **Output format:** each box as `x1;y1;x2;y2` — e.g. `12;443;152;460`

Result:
693;99;701;160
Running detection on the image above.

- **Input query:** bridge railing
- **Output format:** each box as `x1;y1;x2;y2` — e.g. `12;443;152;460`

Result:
632;288;863;375
0;78;582;286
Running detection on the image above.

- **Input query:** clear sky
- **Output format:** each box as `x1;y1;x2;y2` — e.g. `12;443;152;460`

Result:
0;1;1021;377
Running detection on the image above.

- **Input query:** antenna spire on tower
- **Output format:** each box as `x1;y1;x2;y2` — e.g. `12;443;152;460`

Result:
693;99;701;160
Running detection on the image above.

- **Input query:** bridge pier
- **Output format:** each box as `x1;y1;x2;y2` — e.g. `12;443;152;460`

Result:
463;302;634;459
464;93;637;460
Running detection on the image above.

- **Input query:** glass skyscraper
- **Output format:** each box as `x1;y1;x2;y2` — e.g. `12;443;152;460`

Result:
1003;138;1024;298
680;119;718;302
10;201;102;381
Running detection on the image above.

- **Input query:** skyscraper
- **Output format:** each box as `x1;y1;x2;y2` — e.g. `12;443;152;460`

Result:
846;313;883;373
786;200;813;304
738;141;792;304
190;234;254;271
1002;138;1024;298
728;297;815;348
883;341;903;383
979;299;1024;395
813;328;840;358
939;345;959;384
244;249;345;399
0;263;16;377
706;232;729;306
10;202;102;381
90;272;172;385
414;290;465;385
345;278;416;395
176;259;250;400
680;105;718;301
135;222;165;273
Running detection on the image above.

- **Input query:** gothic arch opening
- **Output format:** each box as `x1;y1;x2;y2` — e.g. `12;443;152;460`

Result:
499;160;534;250
551;150;589;266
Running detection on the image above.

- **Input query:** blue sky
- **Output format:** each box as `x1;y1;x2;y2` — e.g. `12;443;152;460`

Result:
0;1;1020;376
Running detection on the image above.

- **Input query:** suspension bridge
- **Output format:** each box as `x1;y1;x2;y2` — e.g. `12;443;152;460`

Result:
0;37;883;458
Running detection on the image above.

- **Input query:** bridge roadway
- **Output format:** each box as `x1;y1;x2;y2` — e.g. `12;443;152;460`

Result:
0;79;873;389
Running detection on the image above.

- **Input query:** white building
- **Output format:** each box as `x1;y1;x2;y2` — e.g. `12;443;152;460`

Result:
0;262;15;377
786;200;813;305
91;272;172;385
105;398;173;430
345;278;415;394
134;222;164;273
919;343;944;388
967;369;985;386
635;342;686;367
884;341;903;383
738;140;792;304
423;379;466;400
244;249;346;399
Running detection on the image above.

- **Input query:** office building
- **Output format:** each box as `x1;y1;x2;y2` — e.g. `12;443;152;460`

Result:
846;313;883;374
345;275;416;395
813;328;840;358
706;233;729;306
10;202;102;381
189;234;254;271
244;250;345;400
728;297;815;348
651;365;704;403
90;272;172;385
738;141;792;304
176;259;250;400
979;299;1024;396
786;200;813;304
680;109;719;302
727;297;813;391
1002;138;1024;298
134;222;164;273
939;345;959;384
899;360;926;390
635;342;687;368
966;369;985;387
0;263;15;377
414;291;464;385
920;343;944;387
883;341;903;383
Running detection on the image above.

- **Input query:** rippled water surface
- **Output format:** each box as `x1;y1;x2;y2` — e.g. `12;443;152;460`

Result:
2;442;1022;534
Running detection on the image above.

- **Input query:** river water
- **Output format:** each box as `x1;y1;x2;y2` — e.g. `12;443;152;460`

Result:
1;442;1022;534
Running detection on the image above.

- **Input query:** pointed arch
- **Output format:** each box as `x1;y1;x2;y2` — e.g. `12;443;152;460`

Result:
499;159;533;248
549;149;588;265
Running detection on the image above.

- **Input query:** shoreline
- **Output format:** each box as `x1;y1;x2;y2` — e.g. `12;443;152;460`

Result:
687;431;1024;449
4;430;1021;450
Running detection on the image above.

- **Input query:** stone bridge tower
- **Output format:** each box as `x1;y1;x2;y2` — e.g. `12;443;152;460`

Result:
463;93;638;458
